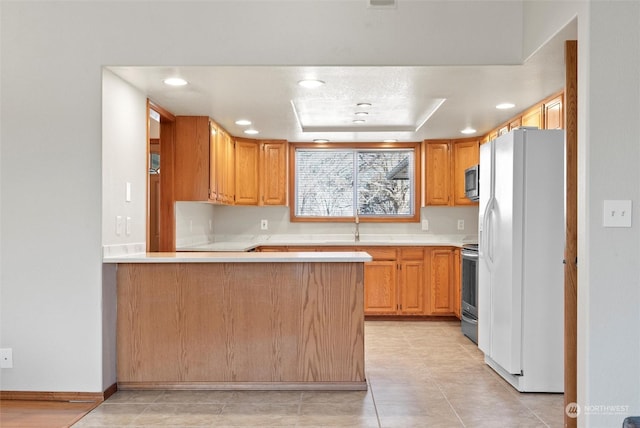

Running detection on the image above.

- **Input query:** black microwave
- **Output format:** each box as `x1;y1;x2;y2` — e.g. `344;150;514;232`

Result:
464;165;479;201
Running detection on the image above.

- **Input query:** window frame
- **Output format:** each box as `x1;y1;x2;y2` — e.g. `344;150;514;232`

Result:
288;141;421;223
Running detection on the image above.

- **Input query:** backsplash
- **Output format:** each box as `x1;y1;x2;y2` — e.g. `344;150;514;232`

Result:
175;202;216;247
175;204;478;246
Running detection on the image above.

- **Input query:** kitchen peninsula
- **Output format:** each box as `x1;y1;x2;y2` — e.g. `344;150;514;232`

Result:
104;251;371;391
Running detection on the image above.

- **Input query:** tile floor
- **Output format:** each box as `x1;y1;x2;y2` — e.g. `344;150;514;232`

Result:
73;320;564;427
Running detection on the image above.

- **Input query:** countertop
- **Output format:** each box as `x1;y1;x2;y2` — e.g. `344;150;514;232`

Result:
177;233;477;252
104;251;372;264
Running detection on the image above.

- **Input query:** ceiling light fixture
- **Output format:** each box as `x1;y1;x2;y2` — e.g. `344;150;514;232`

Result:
297;79;325;88
357;102;372;108
353;119;366;124
461;127;477;135
244;129;259;135
383;139;397;143
163;77;188;86
354;111;369;116
235;119;251;126
313;139;330;143
496;102;515;110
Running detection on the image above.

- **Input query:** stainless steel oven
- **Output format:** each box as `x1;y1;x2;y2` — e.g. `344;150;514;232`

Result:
461;244;478;344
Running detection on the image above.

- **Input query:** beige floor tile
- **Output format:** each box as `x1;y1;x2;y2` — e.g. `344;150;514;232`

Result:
132;403;224;426
72;403;149;426
75;321;563;428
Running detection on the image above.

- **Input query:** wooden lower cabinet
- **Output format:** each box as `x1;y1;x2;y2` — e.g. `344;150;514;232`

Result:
257;244;460;317
364;260;397;314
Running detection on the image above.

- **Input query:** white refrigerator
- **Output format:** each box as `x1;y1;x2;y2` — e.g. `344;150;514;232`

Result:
478;128;564;392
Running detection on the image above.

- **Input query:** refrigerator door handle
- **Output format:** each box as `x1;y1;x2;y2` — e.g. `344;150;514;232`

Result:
483;198;495;265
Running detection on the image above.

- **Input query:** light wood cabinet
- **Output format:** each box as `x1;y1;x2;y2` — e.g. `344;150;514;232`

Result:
398;248;425;314
521;105;543;129
214;125;235;204
452;139;480;205
429;247;456;315
425;139;479;206
233;139;288;206
175;116;216;202
424;141;451;206
544;95;563;130
260;140;288;206
234;138;260;205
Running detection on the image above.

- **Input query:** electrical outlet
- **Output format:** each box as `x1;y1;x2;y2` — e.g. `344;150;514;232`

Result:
457;219;465;231
603;200;632;227
260;219;268;230
1;348;13;369
421;219;429;231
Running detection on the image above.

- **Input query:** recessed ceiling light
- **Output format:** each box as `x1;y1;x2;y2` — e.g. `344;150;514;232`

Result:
313;139;330;143
235;119;251;126
354;111;369;116
244;129;259;135
461;127;477;135
383;139;397;143
298;79;325;88
357;102;372;108
163;77;188;86
496;102;515;110
353;119;366;124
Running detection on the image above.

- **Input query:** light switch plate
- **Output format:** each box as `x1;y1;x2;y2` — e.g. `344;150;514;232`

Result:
0;348;13;368
125;182;131;202
603;200;632;227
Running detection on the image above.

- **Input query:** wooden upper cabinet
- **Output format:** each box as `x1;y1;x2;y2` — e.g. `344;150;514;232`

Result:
235;138;260;205
424;140;451;206
521;105;543;129
425;139;478;206
175;116;215;202
544;95;564;130
452;139;479;206
509;117;522;131
260;140;288;206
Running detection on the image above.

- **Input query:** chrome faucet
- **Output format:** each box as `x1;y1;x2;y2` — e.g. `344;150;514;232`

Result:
354;211;360;242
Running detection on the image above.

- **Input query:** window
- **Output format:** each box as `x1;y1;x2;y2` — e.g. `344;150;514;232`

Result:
291;142;420;222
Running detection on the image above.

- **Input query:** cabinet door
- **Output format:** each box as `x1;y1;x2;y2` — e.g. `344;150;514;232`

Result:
522;105;543;129
399;260;424;314
174;116;211;201
509;117;522;131
430;248;454;314
235;139;260;205
425;141;451;206
208;122;218;201
225;133;235;204
452;140;479;206
215;129;226;203
544;95;563;129
261;141;287;206
364;261;397;315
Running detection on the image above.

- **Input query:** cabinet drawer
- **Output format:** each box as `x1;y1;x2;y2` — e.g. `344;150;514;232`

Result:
399;248;424;260
360;247;397;261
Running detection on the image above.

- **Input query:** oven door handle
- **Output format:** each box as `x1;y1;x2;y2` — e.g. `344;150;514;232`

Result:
461;313;478;325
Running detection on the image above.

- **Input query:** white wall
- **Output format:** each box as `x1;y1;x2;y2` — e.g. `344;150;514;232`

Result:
2;5;639;426
102;69;148;251
578;2;640;426
175;202;216;247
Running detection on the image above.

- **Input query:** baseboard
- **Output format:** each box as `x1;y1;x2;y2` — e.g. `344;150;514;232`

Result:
118;381;368;391
365;315;460;321
0;383;117;403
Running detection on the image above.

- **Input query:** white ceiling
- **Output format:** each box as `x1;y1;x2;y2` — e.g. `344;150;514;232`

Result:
109;20;576;142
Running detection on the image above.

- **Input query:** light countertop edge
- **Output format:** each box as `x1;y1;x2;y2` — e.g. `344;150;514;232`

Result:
103;251;373;264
